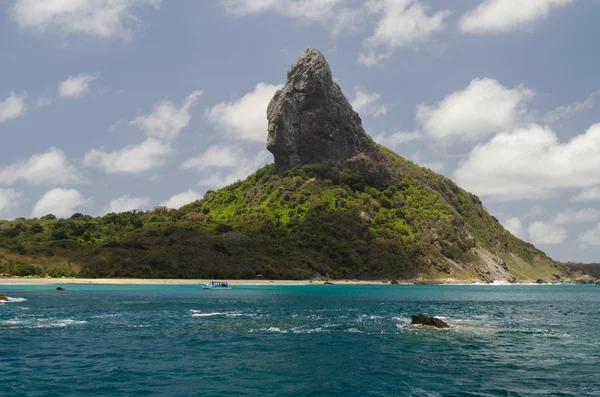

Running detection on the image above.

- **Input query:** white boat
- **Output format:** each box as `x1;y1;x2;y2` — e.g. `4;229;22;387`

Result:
201;280;232;289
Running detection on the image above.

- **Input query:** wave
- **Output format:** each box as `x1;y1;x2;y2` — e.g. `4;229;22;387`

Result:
1;317;87;329
0;297;27;303
190;310;253;318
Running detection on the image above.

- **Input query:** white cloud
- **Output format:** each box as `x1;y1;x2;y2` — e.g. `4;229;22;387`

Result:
219;0;362;36
528;221;567;245
58;74;97;98
0;148;82;186
197;149;271;188
10;0;161;40
32;188;89;218
460;0;574;34
357;51;393;68
543;90;600;124
417;78;533;140
578;223;600;248
182;146;245;171
572;187;600;202
0;92;27;123
206;83;282;142
454;123;600;201
105;195;150;213
503;217;524;238
359;0;451;66
0;189;23;218
131;90;203;141
82;138;171;174
160;190;203;209
373;131;423;147
553;208;600;225
350;87;388;117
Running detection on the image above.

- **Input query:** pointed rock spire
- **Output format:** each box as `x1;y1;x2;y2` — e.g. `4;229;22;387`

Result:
266;48;394;185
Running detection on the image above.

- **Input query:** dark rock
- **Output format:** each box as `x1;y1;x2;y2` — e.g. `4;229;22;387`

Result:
536;279;546;284
411;314;450;329
267;48;395;186
0;294;8;301
56;287;66;291
323;281;334;285
390;279;399;285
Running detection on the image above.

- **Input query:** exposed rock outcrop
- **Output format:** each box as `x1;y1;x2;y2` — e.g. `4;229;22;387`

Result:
0;294;8;301
576;275;596;284
267;48;395;186
411;314;450;329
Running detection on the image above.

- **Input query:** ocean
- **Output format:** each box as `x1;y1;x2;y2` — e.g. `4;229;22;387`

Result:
1;284;599;396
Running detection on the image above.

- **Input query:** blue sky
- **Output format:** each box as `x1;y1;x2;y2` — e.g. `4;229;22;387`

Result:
1;0;600;262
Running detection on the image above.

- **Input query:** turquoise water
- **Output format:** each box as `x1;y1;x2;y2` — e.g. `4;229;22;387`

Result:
1;284;599;396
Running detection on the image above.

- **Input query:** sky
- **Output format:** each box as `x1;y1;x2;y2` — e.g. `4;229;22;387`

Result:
1;0;600;263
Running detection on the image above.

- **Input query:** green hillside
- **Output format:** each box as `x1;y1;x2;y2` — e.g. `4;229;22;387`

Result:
0;147;563;281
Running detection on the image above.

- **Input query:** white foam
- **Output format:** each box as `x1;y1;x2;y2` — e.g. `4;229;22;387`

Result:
0;297;27;303
1;317;87;329
266;327;287;333
192;312;227;317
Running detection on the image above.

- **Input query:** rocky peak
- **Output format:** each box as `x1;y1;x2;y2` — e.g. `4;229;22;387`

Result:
266;48;395;185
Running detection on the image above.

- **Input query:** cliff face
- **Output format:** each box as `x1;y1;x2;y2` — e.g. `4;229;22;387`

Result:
267;48;395;186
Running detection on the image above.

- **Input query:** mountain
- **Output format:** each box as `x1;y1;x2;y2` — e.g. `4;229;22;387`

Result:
0;48;573;282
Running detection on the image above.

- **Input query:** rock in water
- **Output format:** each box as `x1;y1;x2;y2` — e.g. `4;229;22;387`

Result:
267;48;395;186
0;294;8;301
411;314;450;328
56;287;66;291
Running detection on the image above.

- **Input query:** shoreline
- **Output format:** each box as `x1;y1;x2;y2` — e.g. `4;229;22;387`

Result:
0;277;579;286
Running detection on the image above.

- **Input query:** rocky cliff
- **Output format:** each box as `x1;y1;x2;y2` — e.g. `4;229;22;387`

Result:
267;48;395;186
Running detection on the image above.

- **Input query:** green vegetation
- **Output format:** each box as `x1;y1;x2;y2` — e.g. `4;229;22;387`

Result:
0;149;558;280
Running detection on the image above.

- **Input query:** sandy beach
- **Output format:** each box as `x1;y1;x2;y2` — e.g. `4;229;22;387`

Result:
0;277;404;286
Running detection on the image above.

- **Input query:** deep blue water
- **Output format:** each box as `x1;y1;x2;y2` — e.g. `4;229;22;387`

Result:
1;284;599;397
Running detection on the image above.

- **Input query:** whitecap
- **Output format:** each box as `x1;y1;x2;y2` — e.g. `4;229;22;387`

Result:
192;312;227;317
0;297;27;303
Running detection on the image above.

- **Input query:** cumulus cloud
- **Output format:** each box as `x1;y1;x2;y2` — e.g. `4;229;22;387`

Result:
58;74;97;98
32;188;89;218
503;217;524;238
572;187;600;202
350;87;388;117
528;221;567;245
0;189;23;218
206;83;282;142
82;138;171;174
10;0;161;40
553;208;600;225
105;195;150;213
131;91;203;141
359;0;451;67
84;91;201;174
195;149;271;188
0;148;82;186
460;0;574;34
454;123;600;201
160;190;203;209
0;92;27;123
181;146;245;171
417;78;533;140
578;223;600;248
